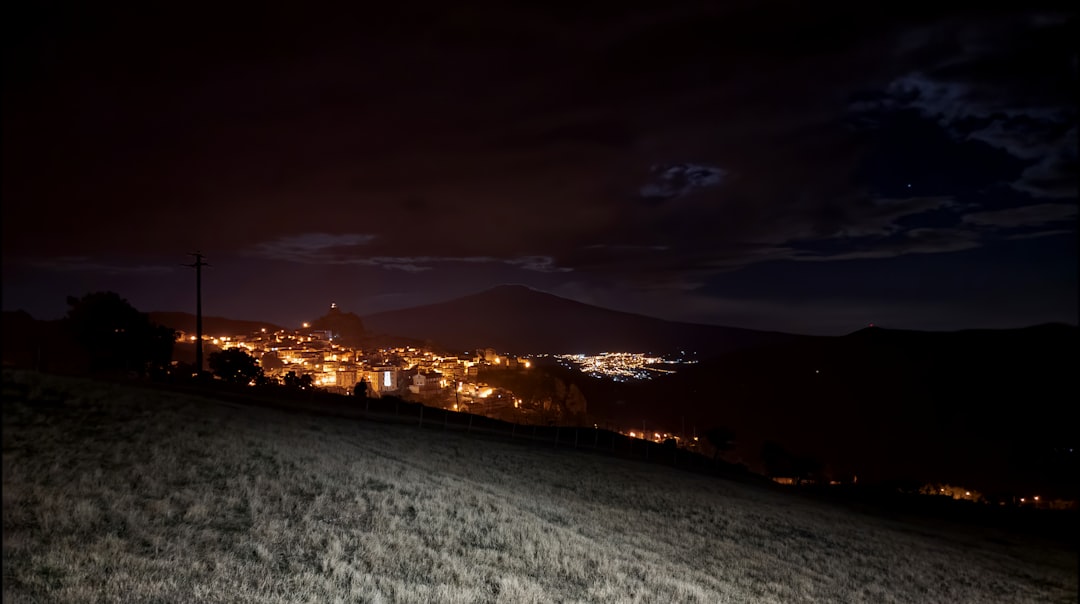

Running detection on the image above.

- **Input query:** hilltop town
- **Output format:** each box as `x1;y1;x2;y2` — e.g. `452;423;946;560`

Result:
181;304;535;416
174;302;706;450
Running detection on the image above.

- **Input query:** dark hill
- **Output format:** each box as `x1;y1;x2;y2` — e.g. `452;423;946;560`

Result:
362;284;800;356
147;312;288;336
1;311;88;374
575;323;1078;500
309;305;367;347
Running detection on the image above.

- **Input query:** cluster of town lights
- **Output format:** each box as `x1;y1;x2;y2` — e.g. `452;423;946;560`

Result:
627;431;683;443
555;352;694;381
176;319;548;414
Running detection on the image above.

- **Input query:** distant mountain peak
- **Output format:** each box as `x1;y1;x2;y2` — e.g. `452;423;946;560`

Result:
363;285;797;355
487;283;535;292
479;283;550;298
310;304;366;345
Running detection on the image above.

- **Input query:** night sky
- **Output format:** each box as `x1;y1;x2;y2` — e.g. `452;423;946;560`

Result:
3;3;1076;335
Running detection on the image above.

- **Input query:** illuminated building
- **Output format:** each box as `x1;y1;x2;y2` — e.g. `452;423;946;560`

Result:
363;367;400;394
407;370;444;395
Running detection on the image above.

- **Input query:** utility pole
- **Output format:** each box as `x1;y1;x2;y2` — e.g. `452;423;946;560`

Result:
184;252;210;376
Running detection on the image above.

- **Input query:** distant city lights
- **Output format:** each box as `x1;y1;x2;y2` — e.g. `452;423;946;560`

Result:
555;352;696;381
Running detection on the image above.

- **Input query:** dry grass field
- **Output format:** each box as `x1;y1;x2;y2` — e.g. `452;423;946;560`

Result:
3;368;1076;603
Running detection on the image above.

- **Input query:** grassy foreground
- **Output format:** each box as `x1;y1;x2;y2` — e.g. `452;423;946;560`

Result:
3;369;1076;603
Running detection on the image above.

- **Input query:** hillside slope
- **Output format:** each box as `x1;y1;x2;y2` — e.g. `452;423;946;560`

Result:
3;369;1076;603
575;323;1079;499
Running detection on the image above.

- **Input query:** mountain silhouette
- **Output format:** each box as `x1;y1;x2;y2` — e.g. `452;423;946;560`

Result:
147;312;288;336
309;304;367;347
362;284;801;356
574;322;1078;499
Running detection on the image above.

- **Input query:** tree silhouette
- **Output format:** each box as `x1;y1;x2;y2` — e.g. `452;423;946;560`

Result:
760;441;795;479
560;382;588;423
792;454;824;486
703;426;736;462
283;371;313;390
63;291;175;376
759;441;823;485
353;379;368;398
208;348;263;384
259;351;285;372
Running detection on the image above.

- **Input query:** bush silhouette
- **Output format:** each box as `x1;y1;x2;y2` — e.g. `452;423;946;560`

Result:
283;371;313;390
704;426;736;462
64;291;175;377
208;348;264;384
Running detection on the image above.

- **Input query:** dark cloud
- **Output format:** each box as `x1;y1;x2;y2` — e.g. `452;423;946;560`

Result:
789;228;984;262
23;257;176;275
251;234;379;264
639;163;727;203
1012;131;1078;199
246;233;570;274
961;203;1077;228
1005;229;1075;240
850;11;1077;199
2;3;1075;332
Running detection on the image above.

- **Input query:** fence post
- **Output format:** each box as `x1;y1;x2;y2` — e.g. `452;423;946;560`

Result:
468;413;473;432
511;423;516;439
574;428;579;448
